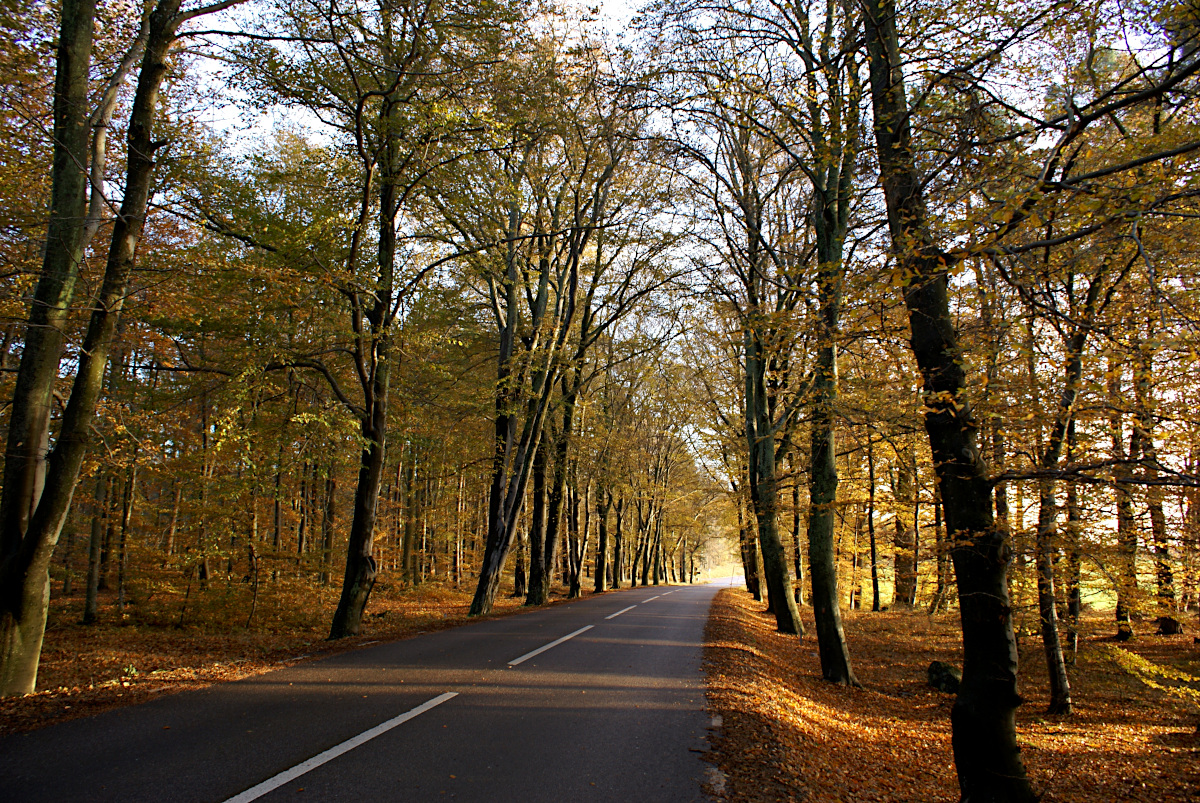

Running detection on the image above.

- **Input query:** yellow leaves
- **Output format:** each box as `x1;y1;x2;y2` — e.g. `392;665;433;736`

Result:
1104;645;1200;708
918;390;964;417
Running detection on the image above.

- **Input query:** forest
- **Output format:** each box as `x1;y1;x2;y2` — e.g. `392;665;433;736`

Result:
1;0;1199;800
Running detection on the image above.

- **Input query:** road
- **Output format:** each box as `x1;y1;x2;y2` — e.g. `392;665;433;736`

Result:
0;582;723;802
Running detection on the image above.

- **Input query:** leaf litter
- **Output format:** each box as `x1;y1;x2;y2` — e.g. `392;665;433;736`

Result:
702;588;1200;802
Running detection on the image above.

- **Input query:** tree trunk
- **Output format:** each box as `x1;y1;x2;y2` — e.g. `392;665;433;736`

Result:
745;330;803;634
469;342;556;616
567;479;587;598
83;472;107;625
929;491;950;614
807;259;855;682
329;154;398;636
98;488;114;593
1134;346;1175;609
1108;356;1140;637
868;439;881;611
639;515;652;586
650;504;661;586
1150;490;1174;608
272;462;283;553
246;542;259;629
0;0;95;549
320;472;336;585
329;408;387;638
808;411;855;681
612;496;624;590
1181;453;1199;612
789;449;805;605
470;391;543;615
116;463;136;615
525;439;550;604
594;490;611;593
1;0;190;696
892;445;917;607
165;481;181;556
1065;421;1082;659
993;425;1010;534
863;0;1035;795
296;461;309;558
60;529;76;596
1034;477;1072;714
1031;294;1098;715
735;490;761;600
535;382;581;604
403;450;418;585
512;529;527;598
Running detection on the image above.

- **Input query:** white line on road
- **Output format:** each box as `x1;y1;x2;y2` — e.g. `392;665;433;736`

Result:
643;595;660;602
604;605;638;620
508;625;594;666
221;692;458;803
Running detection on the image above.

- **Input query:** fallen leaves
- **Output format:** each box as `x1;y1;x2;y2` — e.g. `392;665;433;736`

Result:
703;589;1200;802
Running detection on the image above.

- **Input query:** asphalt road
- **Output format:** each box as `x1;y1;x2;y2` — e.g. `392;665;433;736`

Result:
0;582;724;802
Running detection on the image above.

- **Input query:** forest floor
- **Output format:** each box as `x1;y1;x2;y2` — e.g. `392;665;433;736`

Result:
703;587;1200;802
0;577;545;736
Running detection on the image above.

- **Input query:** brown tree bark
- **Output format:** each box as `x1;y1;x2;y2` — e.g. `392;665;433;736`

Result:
1107;356;1140;638
868;438;881;612
115;463;137;615
863;0;1036;795
789;450;805;605
525;439;550;604
612;496;624;590
0;0;95;695
734;482;761;600
1064;420;1082;659
594;489;612;593
0;0;224;694
1132;344;1176;609
745;327;804;634
320;472;336;585
82;472;108;625
891;444;917;607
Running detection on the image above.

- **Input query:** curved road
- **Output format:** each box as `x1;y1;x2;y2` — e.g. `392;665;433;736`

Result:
0;582;722;802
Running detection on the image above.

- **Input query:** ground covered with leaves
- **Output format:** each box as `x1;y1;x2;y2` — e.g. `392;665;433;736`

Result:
0;578;534;736
703;588;1200;802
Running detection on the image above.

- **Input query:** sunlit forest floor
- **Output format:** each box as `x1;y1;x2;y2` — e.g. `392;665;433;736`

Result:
0;576;544;735
704;588;1200;802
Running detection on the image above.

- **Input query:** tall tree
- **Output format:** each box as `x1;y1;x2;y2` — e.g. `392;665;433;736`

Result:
863;0;1200;795
219;0;523;636
0;0;241;696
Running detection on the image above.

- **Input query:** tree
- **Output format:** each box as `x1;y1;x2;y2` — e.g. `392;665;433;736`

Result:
656;0;868;678
863;0;1200;795
0;0;242;697
218;0;524;637
424;27;674;614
